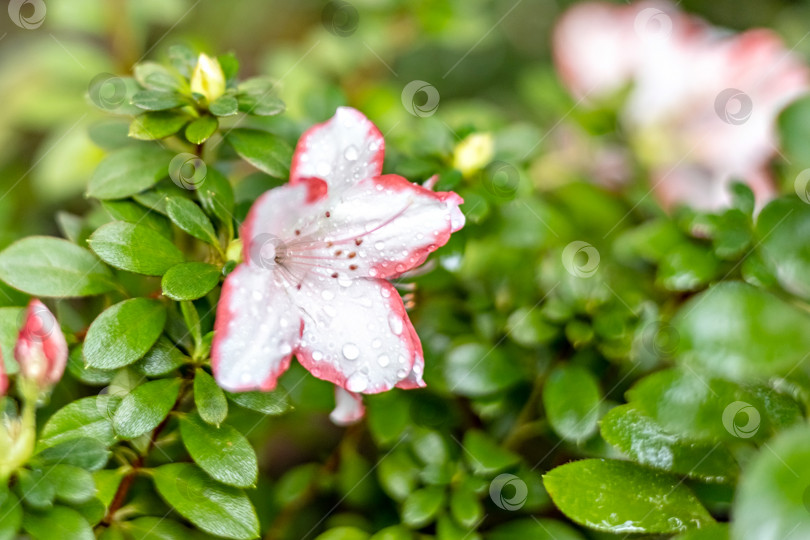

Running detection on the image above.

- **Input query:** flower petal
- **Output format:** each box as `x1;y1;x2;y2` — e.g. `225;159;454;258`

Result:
294;278;420;394
15;299;67;387
290;107;385;190
0;350;6;397
241;177;329;272
288;175;464;281
329;386;366;426
212;264;301;392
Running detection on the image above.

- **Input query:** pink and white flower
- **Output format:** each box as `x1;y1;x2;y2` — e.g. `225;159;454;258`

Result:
14;299;68;389
212;107;464;423
553;1;809;211
0;349;7;397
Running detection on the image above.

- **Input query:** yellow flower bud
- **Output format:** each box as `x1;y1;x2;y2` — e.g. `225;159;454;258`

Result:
191;53;226;103
453;132;494;177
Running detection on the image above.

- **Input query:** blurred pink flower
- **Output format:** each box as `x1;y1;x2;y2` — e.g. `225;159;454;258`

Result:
0;348;6;397
553;1;809;210
14;299;68;389
212;107;465;424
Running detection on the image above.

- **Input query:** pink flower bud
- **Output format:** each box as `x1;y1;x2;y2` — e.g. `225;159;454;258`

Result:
14;300;67;389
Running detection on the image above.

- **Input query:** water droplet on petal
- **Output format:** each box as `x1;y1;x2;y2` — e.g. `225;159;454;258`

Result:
342;343;360;360
346;372;369;392
396;368;408;378
377;354;390;367
312;350;323;362
344;145;359;161
388;314;404;335
321;289;335;301
380;287;391;298
375;241;385;250
372;338;382;349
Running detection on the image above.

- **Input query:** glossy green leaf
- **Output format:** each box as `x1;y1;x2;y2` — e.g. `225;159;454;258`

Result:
129;111;189;140
124;517;197;539
543;364;601;442
0;489;22;540
87;145;171;200
165;197;219;245
113;378;181;439
315;528;370;540
36;438;110;471
226;390;291;415
462;430;520;475
132;90;187;111
84;299;167;370
133;336;188;376
194;369;228;426
179;413;258;487
100;199;172;238
185;115;218;144
601;405;738;481
39;395;120;447
444;343;524;397
226;128;292;178
450;484;482;528
46;464;96;504
756;198;810;300
162;262;220;301
402;487;445;528
732;425;810;540
133;61;185;92
197;167;235;224
209;94;239;116
674;524;730;540
544;459;714;534
674;281;810;381
22;506;94;540
88;221;185;276
0;236;113;297
152;463;260;539
237;77;285;116
657;242;720;292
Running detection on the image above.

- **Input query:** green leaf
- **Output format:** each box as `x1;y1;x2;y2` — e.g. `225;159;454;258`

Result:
366;391;411;447
486;519;585;540
209;94;239;116
185;115;218;144
113;378;181;439
378;449;419;502
152;463;260;539
87;145;171;200
226;390;291;415
88;221;185;276
315;528;370;540
656;242;720;292
47;465;96;504
129;111;189;140
0;236;113;297
194;369;228;426
132;90;187;111
22;506;94;540
39;395;120;447
161;262;220;301
197;167;235;224
543;364;601;442
449;484;482;528
600;405;738;482
443;343;524;397
165;197;219;245
84;299;166;370
168;45;196;78
462;430;520;475
226;129;292;178
237;77;285;116
402;487;445;528
133;61;185;92
674;281;810;381
133;336;188;377
733;425;810;540
544;459;714;534
36;438;110;471
16;468;55;509
101;200;172;238
674;524;729;540
179;413;258;488
369;526;412;540
123;516;197;539
218;53;239;81
0;489;22;540
756;198;810;300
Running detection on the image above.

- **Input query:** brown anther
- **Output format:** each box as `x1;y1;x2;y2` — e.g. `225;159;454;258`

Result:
325;211;331;218
348;252;357;259
335;250;343;256
326;241;333;247
295;230;301;236
355;239;363;246
349;264;358;271
331;272;339;278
